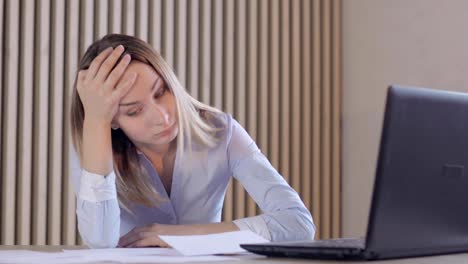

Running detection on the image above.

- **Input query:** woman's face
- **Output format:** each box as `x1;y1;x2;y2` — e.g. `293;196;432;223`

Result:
113;61;178;149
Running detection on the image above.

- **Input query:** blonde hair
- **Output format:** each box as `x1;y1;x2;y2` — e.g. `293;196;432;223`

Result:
71;34;224;210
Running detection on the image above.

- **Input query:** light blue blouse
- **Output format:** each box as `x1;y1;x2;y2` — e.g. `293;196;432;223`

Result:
71;113;315;248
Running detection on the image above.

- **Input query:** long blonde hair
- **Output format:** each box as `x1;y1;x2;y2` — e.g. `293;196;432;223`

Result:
71;34;223;209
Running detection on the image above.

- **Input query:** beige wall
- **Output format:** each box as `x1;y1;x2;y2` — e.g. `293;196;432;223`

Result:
342;0;468;237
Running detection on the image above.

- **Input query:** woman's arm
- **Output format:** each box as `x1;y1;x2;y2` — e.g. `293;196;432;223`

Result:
227;118;316;242
74;45;137;248
71;148;120;248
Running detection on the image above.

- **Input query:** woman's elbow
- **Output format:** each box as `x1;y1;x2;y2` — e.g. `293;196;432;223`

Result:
76;200;121;248
295;210;316;240
267;208;316;241
77;218;119;248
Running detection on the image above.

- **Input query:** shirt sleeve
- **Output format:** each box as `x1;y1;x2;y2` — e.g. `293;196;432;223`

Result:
79;170;118;202
227;117;316;242
69;149;121;248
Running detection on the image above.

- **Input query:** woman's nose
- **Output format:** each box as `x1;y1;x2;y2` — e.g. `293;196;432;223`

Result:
147;103;170;125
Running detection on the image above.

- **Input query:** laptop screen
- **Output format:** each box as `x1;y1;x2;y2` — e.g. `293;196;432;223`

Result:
366;85;468;257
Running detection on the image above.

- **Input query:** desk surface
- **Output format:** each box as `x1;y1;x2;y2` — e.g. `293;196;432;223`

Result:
2;246;468;264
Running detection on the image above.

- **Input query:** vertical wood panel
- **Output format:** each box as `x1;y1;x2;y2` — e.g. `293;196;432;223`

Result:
1;0;20;245
63;0;79;245
0;1;4;238
266;0;281;169
257;0;268;158
301;0;312;211
199;0;211;104
174;0;187;87
222;0;234;116
279;0;290;182
109;0;122;34
246;0;258;217
312;0;322;239
321;0;332;239
17;0;35;245
123;0;136;36
80;0;94;56
331;0;342;239
95;0;108;39
186;0;198;97
290;0;301;193
234;0;246;127
162;0;174;66
136;0;149;41
211;0;223;109
49;0;65;245
149;0;162;51
32;0;50;245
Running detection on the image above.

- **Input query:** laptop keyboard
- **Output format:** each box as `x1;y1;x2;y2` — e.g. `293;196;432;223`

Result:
278;237;365;249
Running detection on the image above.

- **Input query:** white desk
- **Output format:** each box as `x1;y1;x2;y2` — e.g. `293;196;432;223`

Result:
2;246;468;263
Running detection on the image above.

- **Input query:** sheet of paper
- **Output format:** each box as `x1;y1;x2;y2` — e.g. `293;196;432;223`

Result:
63;247;179;256
90;255;237;263
159;230;269;256
0;249;238;264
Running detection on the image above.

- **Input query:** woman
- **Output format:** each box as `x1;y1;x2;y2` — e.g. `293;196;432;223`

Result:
70;34;315;248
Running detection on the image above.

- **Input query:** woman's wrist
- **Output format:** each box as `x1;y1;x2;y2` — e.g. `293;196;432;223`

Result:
83;117;112;130
82;117;114;175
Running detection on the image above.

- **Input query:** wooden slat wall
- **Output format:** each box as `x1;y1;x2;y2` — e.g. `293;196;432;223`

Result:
0;0;342;245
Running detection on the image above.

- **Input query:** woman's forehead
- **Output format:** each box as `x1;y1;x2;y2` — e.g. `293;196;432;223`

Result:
124;61;158;79
120;62;163;101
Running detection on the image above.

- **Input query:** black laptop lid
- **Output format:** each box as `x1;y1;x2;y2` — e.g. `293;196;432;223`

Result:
365;85;468;258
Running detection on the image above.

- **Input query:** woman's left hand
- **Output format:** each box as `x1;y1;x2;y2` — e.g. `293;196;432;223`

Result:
117;224;177;248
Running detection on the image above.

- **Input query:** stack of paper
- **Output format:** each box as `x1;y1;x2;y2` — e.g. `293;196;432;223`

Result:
0;230;268;263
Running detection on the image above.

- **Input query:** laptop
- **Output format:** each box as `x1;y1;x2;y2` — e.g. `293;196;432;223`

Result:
241;85;468;260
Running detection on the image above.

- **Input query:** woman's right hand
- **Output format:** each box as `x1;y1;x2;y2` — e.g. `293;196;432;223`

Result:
77;45;137;124
78;45;136;175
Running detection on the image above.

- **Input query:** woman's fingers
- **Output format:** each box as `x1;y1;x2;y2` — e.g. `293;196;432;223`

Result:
104;53;132;93
85;47;113;82
118;224;171;248
118;226;147;247
94;45;125;82
126;235;170;248
119;229;152;248
111;72;137;103
77;46;134;123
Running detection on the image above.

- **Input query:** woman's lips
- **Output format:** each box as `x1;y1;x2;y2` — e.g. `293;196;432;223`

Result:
156;123;175;136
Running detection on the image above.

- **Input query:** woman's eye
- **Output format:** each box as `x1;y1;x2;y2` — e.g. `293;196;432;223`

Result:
154;87;166;99
127;108;141;116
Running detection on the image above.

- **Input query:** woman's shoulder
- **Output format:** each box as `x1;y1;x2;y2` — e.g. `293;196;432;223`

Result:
200;110;228;125
198;110;238;145
199;110;235;132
